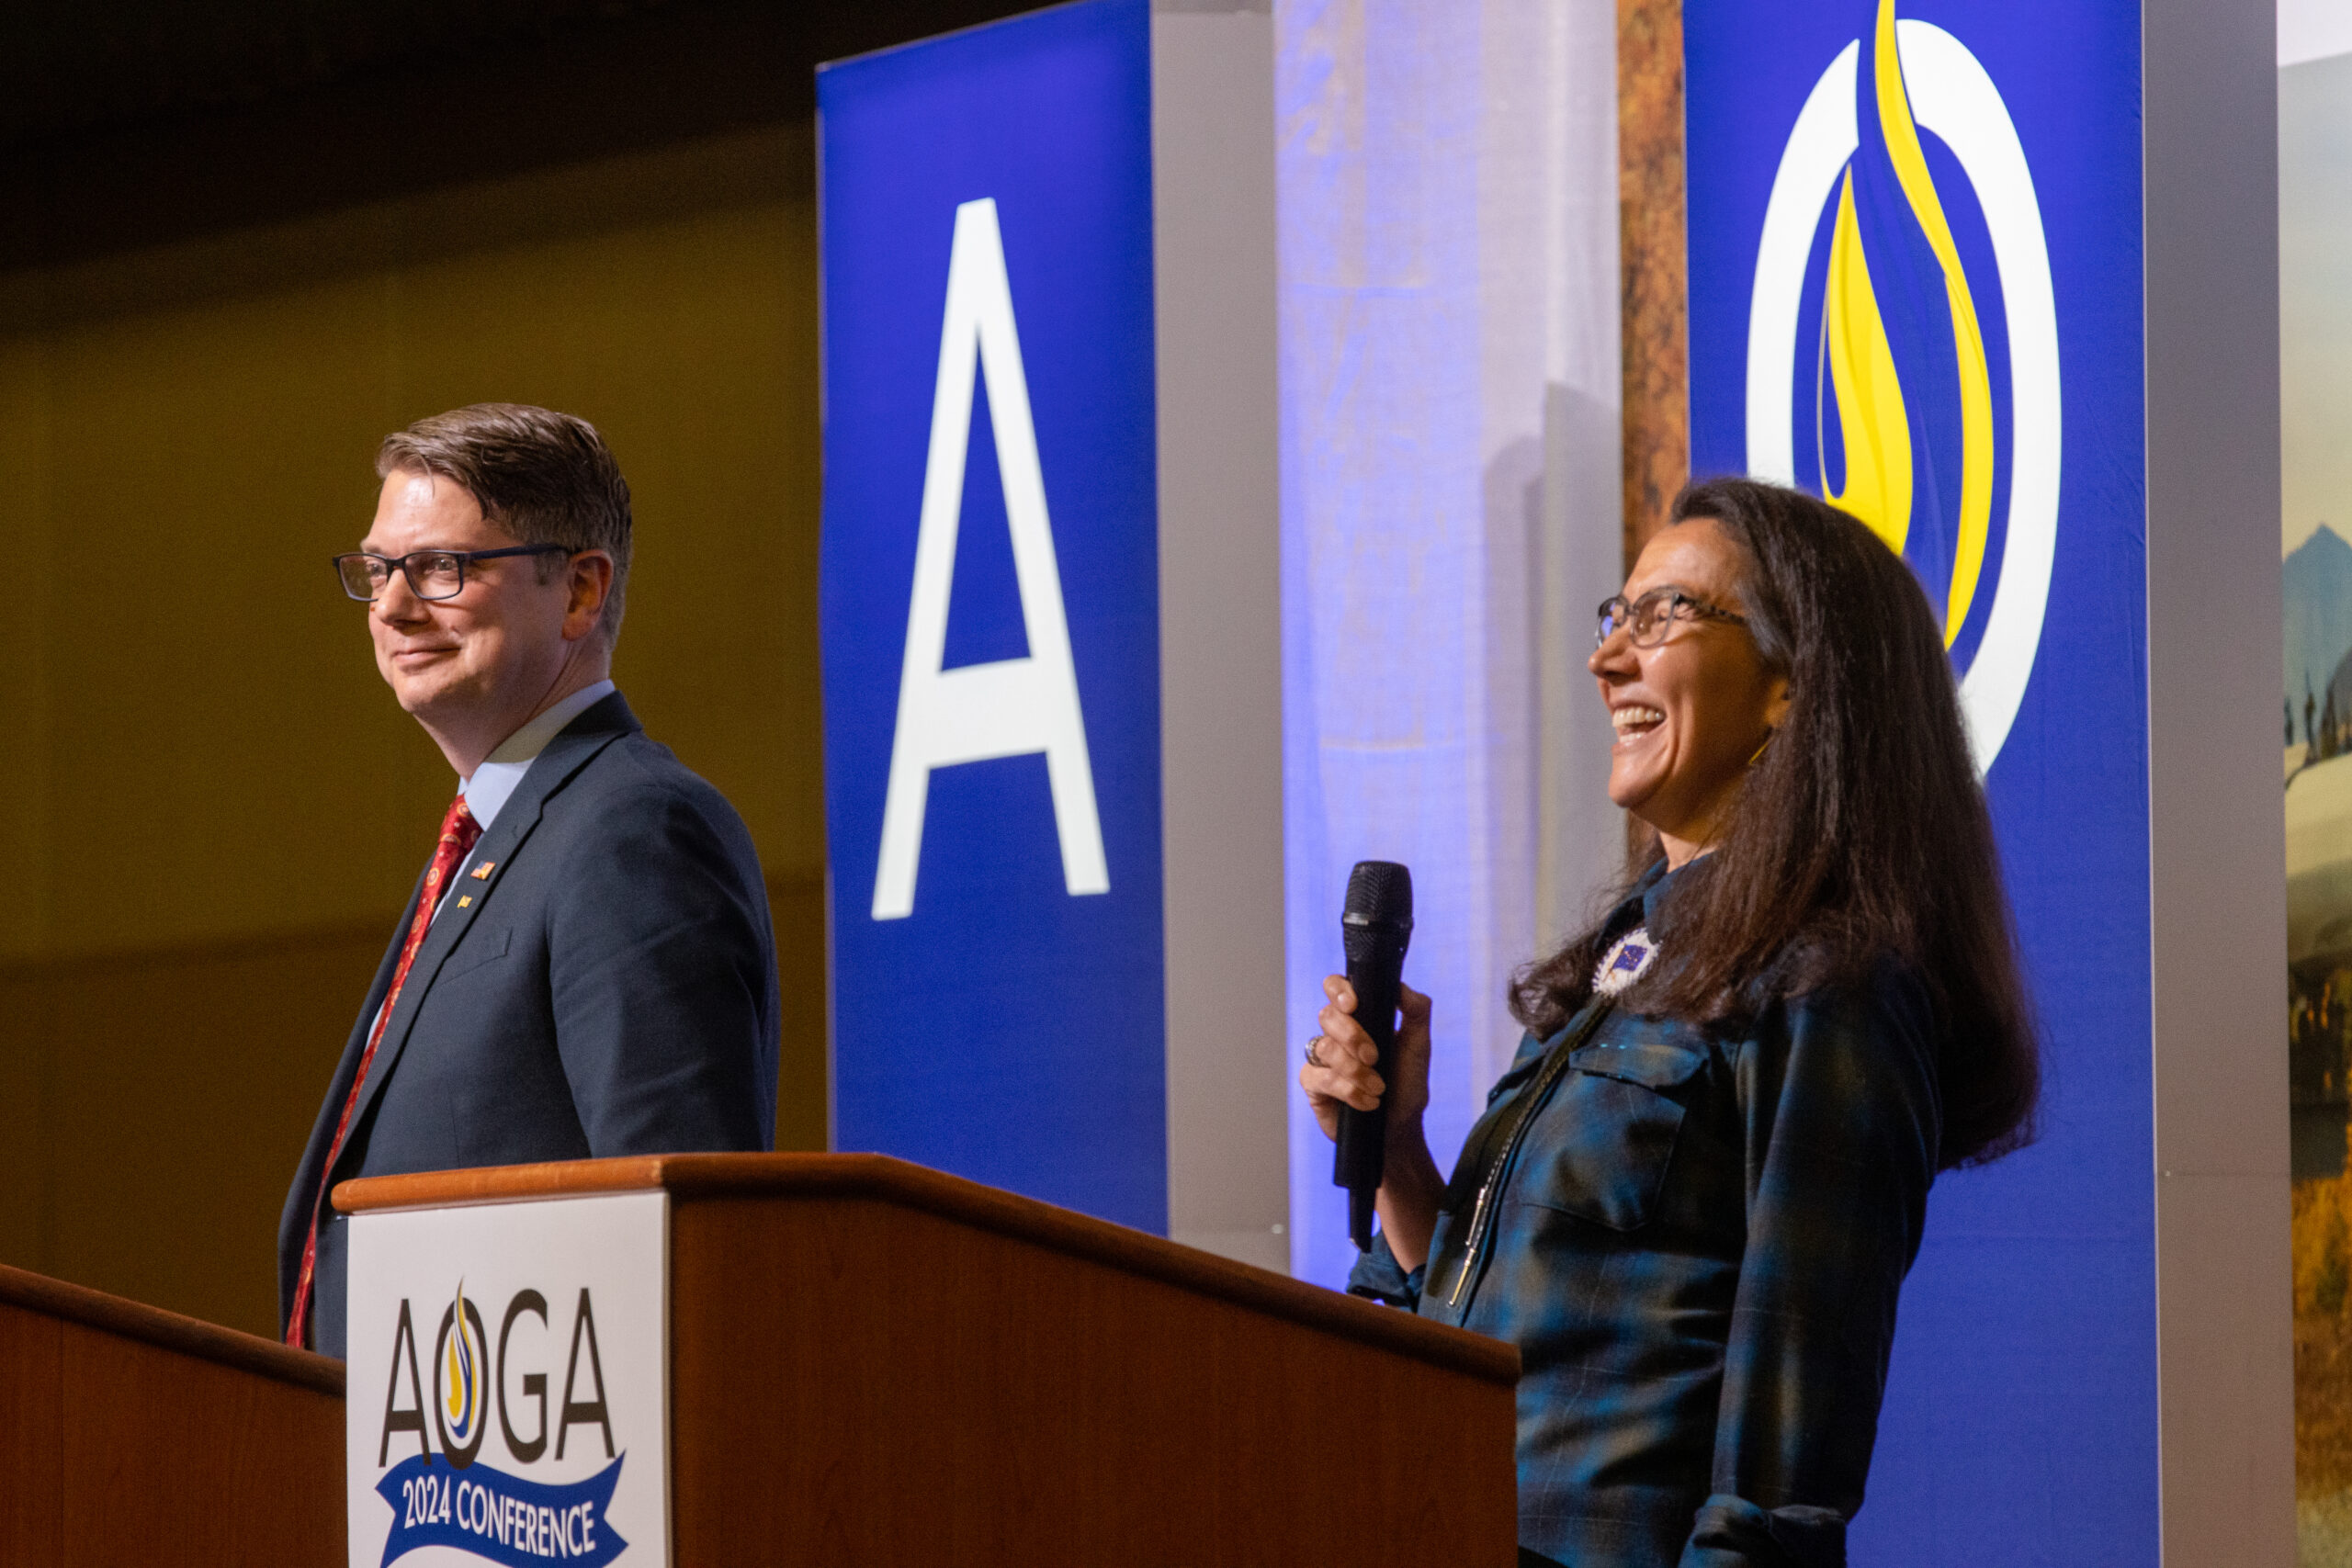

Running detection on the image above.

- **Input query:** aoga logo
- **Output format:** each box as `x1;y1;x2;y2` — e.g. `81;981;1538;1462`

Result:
1746;0;2058;772
375;1284;628;1566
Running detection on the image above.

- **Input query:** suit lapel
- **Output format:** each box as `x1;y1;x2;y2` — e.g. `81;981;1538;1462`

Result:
333;694;640;1171
280;871;422;1273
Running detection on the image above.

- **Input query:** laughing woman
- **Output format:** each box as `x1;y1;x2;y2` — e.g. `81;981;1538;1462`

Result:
1302;479;2039;1568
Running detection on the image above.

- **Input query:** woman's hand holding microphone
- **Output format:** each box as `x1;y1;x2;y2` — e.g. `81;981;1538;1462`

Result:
1299;975;1445;1270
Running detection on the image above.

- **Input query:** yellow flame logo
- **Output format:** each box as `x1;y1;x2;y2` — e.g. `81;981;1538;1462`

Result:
443;1282;480;1437
1816;0;1996;648
1749;9;2060;773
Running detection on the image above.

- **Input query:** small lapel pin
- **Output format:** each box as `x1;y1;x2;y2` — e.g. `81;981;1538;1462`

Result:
1592;926;1657;997
456;895;473;908
470;862;494;880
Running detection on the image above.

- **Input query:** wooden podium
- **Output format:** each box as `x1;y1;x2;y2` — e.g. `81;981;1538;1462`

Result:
337;1153;1521;1566
0;1262;344;1564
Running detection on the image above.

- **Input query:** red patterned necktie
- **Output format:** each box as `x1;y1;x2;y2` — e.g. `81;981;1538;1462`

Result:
287;793;481;1349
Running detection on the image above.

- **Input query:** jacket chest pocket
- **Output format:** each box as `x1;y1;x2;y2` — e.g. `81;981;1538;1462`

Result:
1512;1034;1709;1232
437;925;512;981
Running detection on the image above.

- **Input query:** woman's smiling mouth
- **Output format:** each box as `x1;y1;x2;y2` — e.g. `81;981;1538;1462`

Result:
1611;705;1665;746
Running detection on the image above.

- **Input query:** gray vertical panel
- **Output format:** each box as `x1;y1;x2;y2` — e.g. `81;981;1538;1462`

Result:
1539;382;1623;946
1535;0;1625;957
2143;0;2293;1560
1150;0;1286;1272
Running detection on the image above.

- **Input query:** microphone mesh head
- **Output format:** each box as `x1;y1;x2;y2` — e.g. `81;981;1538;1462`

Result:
1343;861;1413;926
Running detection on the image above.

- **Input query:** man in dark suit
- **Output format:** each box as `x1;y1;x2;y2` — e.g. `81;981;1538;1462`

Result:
280;402;778;1358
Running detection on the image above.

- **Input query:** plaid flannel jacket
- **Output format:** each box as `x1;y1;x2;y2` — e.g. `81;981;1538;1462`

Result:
1351;864;1941;1568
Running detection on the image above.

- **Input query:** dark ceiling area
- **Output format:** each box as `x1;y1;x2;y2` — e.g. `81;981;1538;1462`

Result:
0;0;1035;272
0;0;654;148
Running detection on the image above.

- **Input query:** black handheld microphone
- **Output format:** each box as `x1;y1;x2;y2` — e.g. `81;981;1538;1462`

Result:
1332;860;1413;1251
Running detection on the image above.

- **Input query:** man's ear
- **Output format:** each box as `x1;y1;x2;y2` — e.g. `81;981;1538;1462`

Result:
562;551;616;641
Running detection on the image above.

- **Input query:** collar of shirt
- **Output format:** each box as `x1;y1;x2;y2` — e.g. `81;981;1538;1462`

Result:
1637;852;1708;931
458;679;618;838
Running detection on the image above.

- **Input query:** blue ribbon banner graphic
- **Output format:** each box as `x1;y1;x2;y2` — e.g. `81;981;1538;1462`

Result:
375;1453;628;1566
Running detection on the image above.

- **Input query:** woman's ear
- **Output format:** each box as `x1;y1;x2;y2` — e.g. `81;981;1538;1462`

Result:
1763;676;1792;730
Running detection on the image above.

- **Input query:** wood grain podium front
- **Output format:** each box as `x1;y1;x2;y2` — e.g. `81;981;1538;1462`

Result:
0;1263;345;1565
337;1153;1521;1566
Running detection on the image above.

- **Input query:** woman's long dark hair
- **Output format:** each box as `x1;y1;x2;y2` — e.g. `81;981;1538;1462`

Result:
1511;478;2039;1168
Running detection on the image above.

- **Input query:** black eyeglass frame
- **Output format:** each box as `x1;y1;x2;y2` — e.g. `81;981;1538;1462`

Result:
333;544;571;603
1595;588;1749;649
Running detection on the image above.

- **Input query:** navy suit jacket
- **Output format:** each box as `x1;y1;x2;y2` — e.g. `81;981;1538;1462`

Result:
277;692;778;1358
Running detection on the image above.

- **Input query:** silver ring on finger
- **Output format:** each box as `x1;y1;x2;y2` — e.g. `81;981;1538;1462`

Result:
1303;1035;1327;1068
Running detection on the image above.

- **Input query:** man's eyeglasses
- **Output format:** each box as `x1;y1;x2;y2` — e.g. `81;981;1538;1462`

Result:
1595;589;1748;649
334;546;570;604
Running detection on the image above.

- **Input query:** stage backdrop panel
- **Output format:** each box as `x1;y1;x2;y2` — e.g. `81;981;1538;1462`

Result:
818;0;1285;1267
1274;0;1624;1292
1685;0;2286;1561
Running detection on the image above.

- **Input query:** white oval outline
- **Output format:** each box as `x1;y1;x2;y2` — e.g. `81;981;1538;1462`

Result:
1743;21;2060;773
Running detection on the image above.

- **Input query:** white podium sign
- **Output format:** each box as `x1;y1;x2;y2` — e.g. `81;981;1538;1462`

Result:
345;1191;670;1568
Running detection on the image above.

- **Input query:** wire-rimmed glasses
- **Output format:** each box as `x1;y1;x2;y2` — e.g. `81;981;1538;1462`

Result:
1595;588;1748;649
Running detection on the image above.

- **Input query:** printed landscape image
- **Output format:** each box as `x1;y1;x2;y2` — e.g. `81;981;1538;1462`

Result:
2284;45;2352;1567
2288;523;2352;1561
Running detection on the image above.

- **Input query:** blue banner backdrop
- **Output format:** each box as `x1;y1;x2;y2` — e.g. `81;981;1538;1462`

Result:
817;0;1168;1230
1685;1;2154;1561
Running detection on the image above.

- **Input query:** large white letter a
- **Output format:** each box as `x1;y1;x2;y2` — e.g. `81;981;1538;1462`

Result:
871;198;1110;920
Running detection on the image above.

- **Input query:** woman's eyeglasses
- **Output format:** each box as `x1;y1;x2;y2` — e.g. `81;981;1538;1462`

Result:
1595;589;1748;649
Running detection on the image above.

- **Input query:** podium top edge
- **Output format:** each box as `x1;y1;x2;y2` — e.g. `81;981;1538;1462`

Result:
334;1153;1521;1385
0;1262;345;1396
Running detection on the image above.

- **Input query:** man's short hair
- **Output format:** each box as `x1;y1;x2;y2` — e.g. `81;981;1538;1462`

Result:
377;403;633;639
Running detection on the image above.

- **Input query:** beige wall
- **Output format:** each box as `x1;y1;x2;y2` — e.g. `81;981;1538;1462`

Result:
0;124;829;1337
